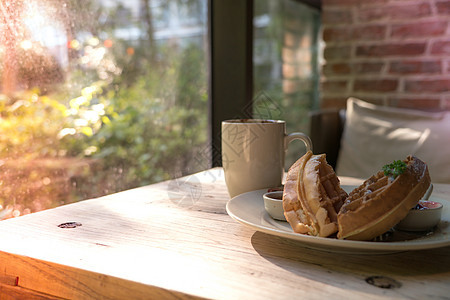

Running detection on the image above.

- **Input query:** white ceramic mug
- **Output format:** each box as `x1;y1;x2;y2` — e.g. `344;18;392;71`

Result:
221;119;312;198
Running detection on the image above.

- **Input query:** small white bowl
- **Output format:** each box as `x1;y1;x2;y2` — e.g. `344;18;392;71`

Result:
263;191;286;221
396;200;443;231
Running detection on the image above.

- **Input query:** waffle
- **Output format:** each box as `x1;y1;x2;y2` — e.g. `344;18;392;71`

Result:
283;151;347;237
337;155;431;241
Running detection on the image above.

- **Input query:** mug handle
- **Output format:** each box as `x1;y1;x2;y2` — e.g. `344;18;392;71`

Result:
284;132;313;153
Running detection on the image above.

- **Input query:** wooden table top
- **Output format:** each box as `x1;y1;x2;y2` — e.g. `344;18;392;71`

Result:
0;168;448;299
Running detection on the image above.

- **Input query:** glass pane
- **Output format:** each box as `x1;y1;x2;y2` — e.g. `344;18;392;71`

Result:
0;0;209;219
253;0;320;168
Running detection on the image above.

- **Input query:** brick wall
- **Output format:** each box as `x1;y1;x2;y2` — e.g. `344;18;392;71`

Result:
320;0;450;111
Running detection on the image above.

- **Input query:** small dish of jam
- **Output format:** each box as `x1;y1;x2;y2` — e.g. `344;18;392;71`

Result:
396;200;443;231
263;191;286;221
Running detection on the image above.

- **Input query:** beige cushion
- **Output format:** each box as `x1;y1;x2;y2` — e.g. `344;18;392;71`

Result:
336;98;450;183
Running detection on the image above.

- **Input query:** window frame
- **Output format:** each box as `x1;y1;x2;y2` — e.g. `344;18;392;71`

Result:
208;0;321;167
208;0;254;167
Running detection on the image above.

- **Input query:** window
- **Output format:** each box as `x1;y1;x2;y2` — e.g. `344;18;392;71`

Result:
0;0;208;219
253;0;321;168
0;0;321;219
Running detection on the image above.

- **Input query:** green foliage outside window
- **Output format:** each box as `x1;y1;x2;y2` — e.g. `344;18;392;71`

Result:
0;36;208;218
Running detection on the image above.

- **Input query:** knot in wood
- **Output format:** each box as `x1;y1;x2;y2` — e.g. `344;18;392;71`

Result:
365;276;402;289
58;222;82;228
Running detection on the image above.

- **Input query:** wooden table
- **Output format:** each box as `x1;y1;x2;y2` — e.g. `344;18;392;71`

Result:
0;168;448;299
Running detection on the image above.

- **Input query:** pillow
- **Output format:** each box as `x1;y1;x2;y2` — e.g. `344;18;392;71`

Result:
336;98;450;183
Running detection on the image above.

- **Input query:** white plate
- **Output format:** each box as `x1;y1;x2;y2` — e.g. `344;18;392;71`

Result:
226;186;450;254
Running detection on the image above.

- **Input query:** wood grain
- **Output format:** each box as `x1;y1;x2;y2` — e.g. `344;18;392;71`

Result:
0;168;448;299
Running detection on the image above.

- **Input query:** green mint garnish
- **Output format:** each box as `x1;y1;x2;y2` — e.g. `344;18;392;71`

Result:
382;160;407;178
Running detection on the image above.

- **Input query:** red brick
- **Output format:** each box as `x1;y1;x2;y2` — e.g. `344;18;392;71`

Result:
357;3;431;22
323;28;352;42
284;32;298;48
297;78;314;91
431;40;450;55
296;49;312;64
354;79;398;92
284;18;303;32
436;0;450;15
389;60;442;74
320;96;385;109
350;96;384;106
321;80;348;92
404;79;450;93
322;0;361;6
353;62;384;73
284;62;311;79
282;48;296;64
323;0;389;5
323;63;351;75
387;97;442;110
324;25;386;42
298;35;312;49
283;79;299;94
322;9;352;24
323;62;384;75
357;7;385;22
297;64;312;77
391;21;447;38
389;3;432;19
444;97;450;110
282;64;297;79
356;43;426;57
320;97;348;110
354;25;386;40
323;45;352;60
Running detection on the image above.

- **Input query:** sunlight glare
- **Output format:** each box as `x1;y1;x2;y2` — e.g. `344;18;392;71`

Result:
23;1;47;29
69;39;81;50
22;0;65;48
57;128;76;139
88;37;100;47
20;40;32;50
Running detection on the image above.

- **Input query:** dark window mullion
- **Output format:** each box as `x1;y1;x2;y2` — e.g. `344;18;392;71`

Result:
208;0;254;167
